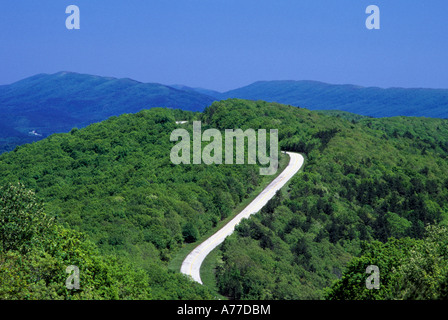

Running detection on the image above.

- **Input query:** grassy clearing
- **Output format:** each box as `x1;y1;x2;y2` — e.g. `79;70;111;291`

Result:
199;246;227;299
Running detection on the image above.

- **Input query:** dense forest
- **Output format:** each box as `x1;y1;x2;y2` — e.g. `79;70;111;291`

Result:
325;225;448;300
0;104;277;299
0;183;206;299
1;99;448;299
204;100;448;299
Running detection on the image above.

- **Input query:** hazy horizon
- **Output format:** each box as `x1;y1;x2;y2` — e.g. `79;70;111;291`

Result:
3;71;448;93
1;1;447;91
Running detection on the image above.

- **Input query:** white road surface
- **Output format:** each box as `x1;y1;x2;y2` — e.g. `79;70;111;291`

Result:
180;152;305;284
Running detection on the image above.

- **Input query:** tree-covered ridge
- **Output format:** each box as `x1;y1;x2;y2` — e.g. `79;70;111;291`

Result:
1;99;448;300
0;107;266;263
203;99;448;299
0;103;281;299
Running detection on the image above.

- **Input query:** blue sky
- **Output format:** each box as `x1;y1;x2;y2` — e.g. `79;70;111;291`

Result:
1;0;447;91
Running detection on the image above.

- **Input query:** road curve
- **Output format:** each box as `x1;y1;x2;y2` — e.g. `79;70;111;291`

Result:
180;152;305;284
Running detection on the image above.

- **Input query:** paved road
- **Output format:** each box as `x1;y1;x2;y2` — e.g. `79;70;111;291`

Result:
180;152;305;284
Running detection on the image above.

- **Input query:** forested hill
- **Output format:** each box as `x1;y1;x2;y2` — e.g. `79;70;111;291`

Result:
203;100;448;299
1;99;448;299
0;105;270;299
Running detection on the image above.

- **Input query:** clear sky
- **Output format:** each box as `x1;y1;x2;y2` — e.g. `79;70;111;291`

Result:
1;0;447;91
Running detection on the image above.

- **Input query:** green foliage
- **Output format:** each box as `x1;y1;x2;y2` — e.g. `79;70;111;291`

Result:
2;99;448;300
182;222;200;243
325;226;448;300
0;183;213;300
0;105;273;299
0;107;263;268
206;99;448;300
393;225;448;300
0;183;53;253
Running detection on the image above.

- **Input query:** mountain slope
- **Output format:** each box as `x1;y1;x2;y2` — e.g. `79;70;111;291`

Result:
201;99;448;299
0;72;214;152
0;105;278;297
217;80;448;118
1;99;448;299
169;84;221;100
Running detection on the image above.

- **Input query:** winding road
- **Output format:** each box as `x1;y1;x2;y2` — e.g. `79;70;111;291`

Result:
180;152;305;284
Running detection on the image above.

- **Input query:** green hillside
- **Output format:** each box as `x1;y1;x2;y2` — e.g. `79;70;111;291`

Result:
0;103;277;299
202;100;448;299
1;99;448;299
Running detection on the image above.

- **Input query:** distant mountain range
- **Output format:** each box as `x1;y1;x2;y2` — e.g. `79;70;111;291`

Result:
0;72;214;152
215;80;448;119
1;72;448;153
0;71;213;136
171;81;448;119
